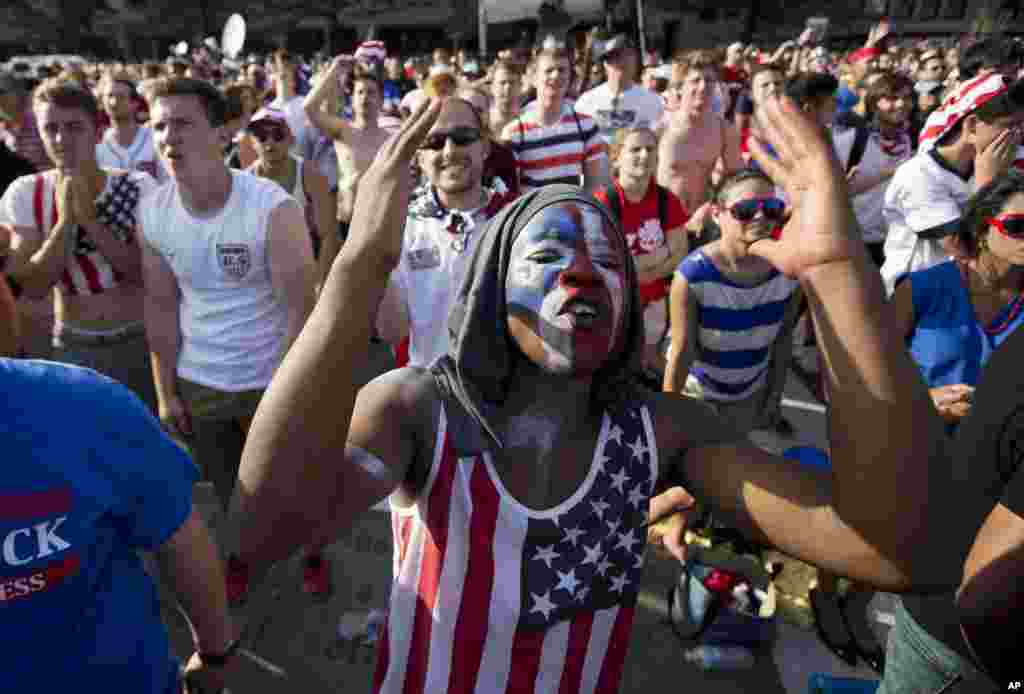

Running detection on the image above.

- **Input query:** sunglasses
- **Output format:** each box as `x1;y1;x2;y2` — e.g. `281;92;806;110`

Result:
420;127;481;151
986;214;1024;240
251;126;288;143
728;197;787;223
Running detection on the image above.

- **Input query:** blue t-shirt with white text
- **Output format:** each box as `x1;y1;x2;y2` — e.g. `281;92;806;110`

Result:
0;359;197;692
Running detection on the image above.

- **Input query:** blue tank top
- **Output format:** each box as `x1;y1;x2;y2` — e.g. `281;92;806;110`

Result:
905;260;1024;389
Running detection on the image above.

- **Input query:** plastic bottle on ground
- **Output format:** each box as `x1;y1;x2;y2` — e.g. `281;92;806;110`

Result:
683;645;756;670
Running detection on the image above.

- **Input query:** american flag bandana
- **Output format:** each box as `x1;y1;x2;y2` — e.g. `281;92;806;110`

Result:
356;40;388;65
918;73;1009;152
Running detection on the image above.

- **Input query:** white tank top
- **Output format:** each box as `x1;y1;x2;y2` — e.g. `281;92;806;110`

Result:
141;170;293;391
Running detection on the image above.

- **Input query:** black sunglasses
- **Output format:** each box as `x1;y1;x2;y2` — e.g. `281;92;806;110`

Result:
729;197;787;223
420;127;482;151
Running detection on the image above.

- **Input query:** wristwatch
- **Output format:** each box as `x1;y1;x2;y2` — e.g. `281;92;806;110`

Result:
196;638;241;667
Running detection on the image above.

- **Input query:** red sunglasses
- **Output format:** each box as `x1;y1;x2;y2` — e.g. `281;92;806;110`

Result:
986;214;1024;240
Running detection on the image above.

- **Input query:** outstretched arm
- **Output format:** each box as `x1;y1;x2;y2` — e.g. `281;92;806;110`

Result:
666;96;960;593
304;57;354;143
233;99;443;567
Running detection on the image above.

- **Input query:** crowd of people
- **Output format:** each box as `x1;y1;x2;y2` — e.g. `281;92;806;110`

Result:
1;17;1022;694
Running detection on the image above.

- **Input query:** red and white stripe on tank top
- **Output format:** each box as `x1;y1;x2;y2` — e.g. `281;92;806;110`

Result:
32;174;125;296
373;401;659;694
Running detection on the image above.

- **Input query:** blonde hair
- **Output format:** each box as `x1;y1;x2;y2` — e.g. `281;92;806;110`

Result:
608;126;657;176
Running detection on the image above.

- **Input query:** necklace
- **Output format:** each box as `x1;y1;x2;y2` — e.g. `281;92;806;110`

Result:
958;261;1024;335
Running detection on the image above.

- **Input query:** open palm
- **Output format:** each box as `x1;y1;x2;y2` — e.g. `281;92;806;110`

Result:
746;98;865;279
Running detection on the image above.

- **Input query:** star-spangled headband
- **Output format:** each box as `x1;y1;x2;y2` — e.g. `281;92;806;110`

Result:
917;73;1009;152
248;107;290;132
355;40;387;64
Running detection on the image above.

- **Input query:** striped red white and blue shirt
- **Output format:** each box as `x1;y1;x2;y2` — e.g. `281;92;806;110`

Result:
505;102;607;194
373;400;659;694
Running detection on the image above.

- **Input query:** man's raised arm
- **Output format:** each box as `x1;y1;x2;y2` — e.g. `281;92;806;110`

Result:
233;99;441;566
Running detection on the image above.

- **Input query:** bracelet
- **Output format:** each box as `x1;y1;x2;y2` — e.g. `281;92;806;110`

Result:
196;638;241;667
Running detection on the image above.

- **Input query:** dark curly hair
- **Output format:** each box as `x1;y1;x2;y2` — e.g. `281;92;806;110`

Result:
958;171;1024;258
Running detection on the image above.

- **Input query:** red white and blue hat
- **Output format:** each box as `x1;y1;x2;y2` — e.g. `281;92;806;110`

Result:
917;73;1009;152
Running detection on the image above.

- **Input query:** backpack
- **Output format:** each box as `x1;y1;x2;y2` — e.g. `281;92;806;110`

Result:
845;125;871;174
602;181;670;233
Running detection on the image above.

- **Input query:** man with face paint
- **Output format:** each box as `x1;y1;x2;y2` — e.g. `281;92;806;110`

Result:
233;96;972;694
375;97;511;368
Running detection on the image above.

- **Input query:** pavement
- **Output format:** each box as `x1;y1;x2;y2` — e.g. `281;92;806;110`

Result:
158;340;892;693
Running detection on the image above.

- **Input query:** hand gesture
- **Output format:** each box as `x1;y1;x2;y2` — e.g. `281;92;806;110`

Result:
975;127;1020;188
68;175;97;227
845;165;860;185
182;651;243;694
746;97;863;278
646;487;696;563
339;97;442;268
929;384;974;423
56;174;75;226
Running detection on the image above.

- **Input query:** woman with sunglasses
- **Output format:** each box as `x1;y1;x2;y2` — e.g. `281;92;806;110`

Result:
663;168;801;436
889;172;1024;429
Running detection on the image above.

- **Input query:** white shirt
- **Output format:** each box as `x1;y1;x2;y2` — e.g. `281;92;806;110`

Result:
383;190;495;368
880;151;970;295
141;171;294;391
574;83;664;143
96;126;166;183
832;126;913;244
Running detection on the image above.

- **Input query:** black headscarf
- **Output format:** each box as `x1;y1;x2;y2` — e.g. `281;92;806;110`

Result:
431;184;646;449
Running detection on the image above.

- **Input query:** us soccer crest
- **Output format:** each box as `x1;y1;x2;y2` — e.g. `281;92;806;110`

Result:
217;243;251;280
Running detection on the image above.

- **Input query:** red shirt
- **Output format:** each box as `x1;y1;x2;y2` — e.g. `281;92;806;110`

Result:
594;178;688;305
721;65;748;84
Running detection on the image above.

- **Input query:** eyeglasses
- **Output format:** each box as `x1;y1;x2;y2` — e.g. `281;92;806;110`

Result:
251;126;288;143
986;214;1024;240
728;197;787;223
420;127;482;151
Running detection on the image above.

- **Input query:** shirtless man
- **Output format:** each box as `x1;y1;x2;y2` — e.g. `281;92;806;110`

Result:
303;56;392;265
657;58;742;218
233;97;969;693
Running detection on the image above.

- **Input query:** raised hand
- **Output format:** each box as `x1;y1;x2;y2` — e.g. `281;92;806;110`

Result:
56;174;75;227
337;97;442;269
746;97;864;278
975;127;1020;188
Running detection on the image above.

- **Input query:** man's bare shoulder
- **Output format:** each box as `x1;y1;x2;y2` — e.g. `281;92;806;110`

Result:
361;365;440;415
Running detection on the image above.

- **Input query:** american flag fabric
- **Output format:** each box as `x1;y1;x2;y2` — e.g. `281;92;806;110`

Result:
373;403;659;694
917;73;1008;153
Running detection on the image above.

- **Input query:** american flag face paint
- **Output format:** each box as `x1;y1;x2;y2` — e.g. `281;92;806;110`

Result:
506;203;627;377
